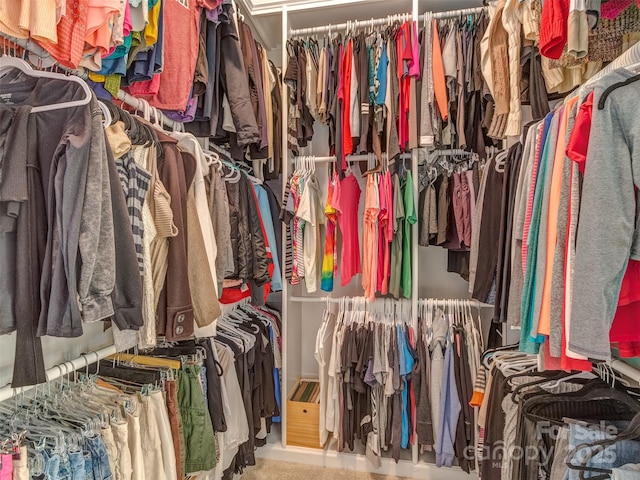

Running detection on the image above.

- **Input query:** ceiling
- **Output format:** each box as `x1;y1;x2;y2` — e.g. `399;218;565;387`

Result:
237;0;484;52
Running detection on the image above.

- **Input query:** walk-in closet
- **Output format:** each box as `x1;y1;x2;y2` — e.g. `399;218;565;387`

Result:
0;0;639;479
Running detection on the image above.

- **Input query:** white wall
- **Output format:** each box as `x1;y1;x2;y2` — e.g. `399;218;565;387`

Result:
0;323;114;389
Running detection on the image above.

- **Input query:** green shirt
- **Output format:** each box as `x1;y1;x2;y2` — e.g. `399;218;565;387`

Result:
401;171;417;298
389;173;405;299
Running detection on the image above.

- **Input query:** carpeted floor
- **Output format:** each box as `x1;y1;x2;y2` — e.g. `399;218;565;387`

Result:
240;458;408;479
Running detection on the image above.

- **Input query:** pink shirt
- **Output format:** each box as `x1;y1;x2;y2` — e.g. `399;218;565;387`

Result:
333;173;362;287
147;0;201;110
377;172;388;292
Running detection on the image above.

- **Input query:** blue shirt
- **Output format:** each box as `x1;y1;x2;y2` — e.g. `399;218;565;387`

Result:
255;184;283;292
376;44;388;106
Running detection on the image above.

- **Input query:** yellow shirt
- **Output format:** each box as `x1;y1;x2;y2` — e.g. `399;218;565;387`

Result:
144;0;161;46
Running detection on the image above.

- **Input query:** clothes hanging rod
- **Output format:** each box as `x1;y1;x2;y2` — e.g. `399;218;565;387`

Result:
611;360;640;386
430;6;487;20
290;13;412;37
0;33;179;130
0;344;117;403
289;295;492;308
293;149;471;164
293;153;413;163
425;148;474;156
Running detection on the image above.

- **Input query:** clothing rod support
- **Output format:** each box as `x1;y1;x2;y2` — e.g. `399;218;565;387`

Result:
0;345;117;403
289;295;492;308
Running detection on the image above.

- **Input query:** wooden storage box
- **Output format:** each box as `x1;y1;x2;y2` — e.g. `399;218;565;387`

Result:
286;379;321;449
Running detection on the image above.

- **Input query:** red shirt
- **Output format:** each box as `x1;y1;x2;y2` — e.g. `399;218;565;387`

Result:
342;40;353;163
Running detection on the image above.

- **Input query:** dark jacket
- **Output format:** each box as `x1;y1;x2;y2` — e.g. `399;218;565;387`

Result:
13;111;46;387
156;131;195;341
219;5;260;147
1;75;115;385
226;175;270;285
239;20;268;157
0;105;31;336
39;98;116;338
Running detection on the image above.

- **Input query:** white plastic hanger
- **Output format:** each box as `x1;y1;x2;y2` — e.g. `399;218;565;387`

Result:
0;55;92;113
97;100;112;127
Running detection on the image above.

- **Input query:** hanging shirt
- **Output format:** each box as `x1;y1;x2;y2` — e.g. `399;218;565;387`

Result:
362;174;380;301
321;174;338;292
432;19;448;121
37;0;90;69
289;175;304;285
0;0;58;44
255;185;282;292
341;40;354;165
401;171;417;298
521;112;557;353
566;89;640;357
334;172;362;287
297;176;325;293
538;105;569;337
376;43;389;106
349;47;360;144
377;171;389;293
389;173;405;298
145;0;200;111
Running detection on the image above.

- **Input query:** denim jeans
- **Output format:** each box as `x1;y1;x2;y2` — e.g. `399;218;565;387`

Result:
85;434;113;480
68;451;84;480
84;451;94;480
43;450;61;480
57;454;70;480
568;423;640;480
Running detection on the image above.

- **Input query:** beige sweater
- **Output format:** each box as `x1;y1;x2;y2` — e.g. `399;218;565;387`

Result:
502;0;524;136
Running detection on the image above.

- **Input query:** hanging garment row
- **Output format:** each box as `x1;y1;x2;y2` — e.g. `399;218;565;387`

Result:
281;155;417;299
474;349;640;480
468;0;640;142
417;148;484;281
466;58;640;369
315;297;483;470
0;1;284;180
283;0;640;173
0;55;283;387
285;10;502;168
0;301;280;480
